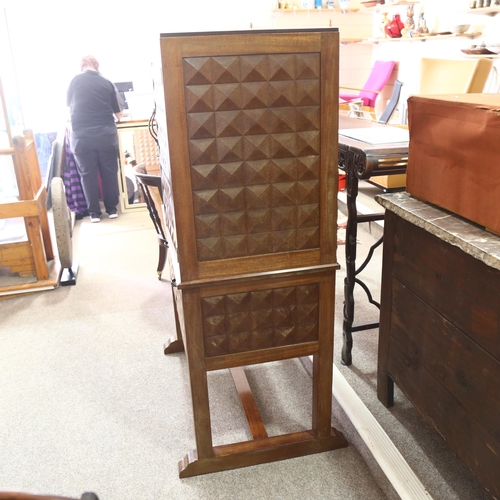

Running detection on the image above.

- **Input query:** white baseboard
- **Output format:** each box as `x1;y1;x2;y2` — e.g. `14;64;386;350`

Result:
332;362;433;500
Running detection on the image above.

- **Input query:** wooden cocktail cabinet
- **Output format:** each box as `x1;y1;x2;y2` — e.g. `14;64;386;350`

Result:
154;28;347;476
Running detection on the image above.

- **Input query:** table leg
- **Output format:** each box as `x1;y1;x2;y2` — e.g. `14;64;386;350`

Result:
341;154;359;366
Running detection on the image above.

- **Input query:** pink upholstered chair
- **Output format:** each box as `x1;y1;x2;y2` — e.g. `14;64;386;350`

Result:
339;60;396;117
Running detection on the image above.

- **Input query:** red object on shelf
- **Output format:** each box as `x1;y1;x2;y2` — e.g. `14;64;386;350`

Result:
385;14;404;38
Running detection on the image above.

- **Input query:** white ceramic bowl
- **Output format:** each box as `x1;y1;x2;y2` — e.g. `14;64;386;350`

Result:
451;24;471;34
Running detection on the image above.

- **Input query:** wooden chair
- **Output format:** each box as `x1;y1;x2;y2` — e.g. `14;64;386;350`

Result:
345;80;405;125
339;60;396;118
418;57;493;94
0;76;61;295
134;171;168;279
340;80;408;191
378;79;404;125
0;493;98;500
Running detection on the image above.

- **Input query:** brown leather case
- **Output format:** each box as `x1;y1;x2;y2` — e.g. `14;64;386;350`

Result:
406;93;500;234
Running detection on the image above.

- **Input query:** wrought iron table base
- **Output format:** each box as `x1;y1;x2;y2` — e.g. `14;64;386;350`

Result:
340;154;383;366
338;116;409;365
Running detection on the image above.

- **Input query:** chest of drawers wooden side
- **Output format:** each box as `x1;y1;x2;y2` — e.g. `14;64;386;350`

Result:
378;209;500;500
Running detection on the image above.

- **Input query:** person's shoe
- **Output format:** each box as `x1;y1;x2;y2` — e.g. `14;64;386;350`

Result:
107;210;118;219
75;210;90;221
90;213;101;223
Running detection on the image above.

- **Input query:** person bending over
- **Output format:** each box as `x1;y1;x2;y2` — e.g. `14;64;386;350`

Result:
67;55;123;222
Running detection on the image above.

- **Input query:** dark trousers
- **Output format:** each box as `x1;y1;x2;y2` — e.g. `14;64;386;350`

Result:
70;132;119;215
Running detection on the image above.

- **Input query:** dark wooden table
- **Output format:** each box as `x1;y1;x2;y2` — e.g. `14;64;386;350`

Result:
338;116;408;365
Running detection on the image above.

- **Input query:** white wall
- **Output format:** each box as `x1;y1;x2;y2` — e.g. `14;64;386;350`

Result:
3;0;275;133
3;0;500;133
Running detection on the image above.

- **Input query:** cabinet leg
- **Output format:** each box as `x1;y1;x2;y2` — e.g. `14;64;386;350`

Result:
157;244;167;280
378;374;394;408
164;335;184;354
164;285;184;354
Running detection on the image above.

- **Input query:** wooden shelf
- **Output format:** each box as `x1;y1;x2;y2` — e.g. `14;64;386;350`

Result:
462;54;500;58
274;7;360;13
465;5;500;16
361;1;419;10
364;32;481;43
340;38;365;44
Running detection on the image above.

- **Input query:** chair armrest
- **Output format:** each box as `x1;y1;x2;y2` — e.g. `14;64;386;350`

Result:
339;86;381;94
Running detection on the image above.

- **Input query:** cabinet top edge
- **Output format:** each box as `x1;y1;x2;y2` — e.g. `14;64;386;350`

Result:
160;28;339;38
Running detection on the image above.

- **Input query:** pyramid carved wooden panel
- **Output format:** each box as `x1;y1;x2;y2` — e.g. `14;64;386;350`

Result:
201;283;320;357
183;54;322;262
134;129;160;175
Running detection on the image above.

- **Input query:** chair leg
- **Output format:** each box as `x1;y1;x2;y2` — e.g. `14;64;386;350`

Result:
157;244;167;280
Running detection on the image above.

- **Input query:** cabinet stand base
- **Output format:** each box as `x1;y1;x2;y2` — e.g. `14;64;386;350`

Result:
163;336;184;354
178;428;347;478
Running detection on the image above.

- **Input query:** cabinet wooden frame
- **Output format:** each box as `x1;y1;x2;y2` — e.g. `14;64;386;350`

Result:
156;28;346;476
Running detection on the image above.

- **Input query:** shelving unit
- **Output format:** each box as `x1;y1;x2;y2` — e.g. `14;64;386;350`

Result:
466;5;500;16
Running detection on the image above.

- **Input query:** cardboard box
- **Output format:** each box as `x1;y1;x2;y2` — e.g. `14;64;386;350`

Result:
369;174;406;190
406;94;500;234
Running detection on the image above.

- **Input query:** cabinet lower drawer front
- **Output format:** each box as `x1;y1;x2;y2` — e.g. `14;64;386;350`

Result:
389;279;500;499
177;268;335;371
201;282;320;357
390;215;500;359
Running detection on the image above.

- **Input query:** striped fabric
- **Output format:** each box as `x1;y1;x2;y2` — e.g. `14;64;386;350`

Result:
62;128;89;217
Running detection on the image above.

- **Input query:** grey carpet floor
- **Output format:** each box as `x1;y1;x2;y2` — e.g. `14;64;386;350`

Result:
0;210;386;500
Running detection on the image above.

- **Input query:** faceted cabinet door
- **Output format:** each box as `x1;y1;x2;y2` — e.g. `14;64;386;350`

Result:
157;29;340;283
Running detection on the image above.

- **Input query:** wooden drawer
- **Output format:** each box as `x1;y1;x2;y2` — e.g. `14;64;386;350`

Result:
387;325;500;499
177;265;336;371
390;214;500;360
390;279;500;441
